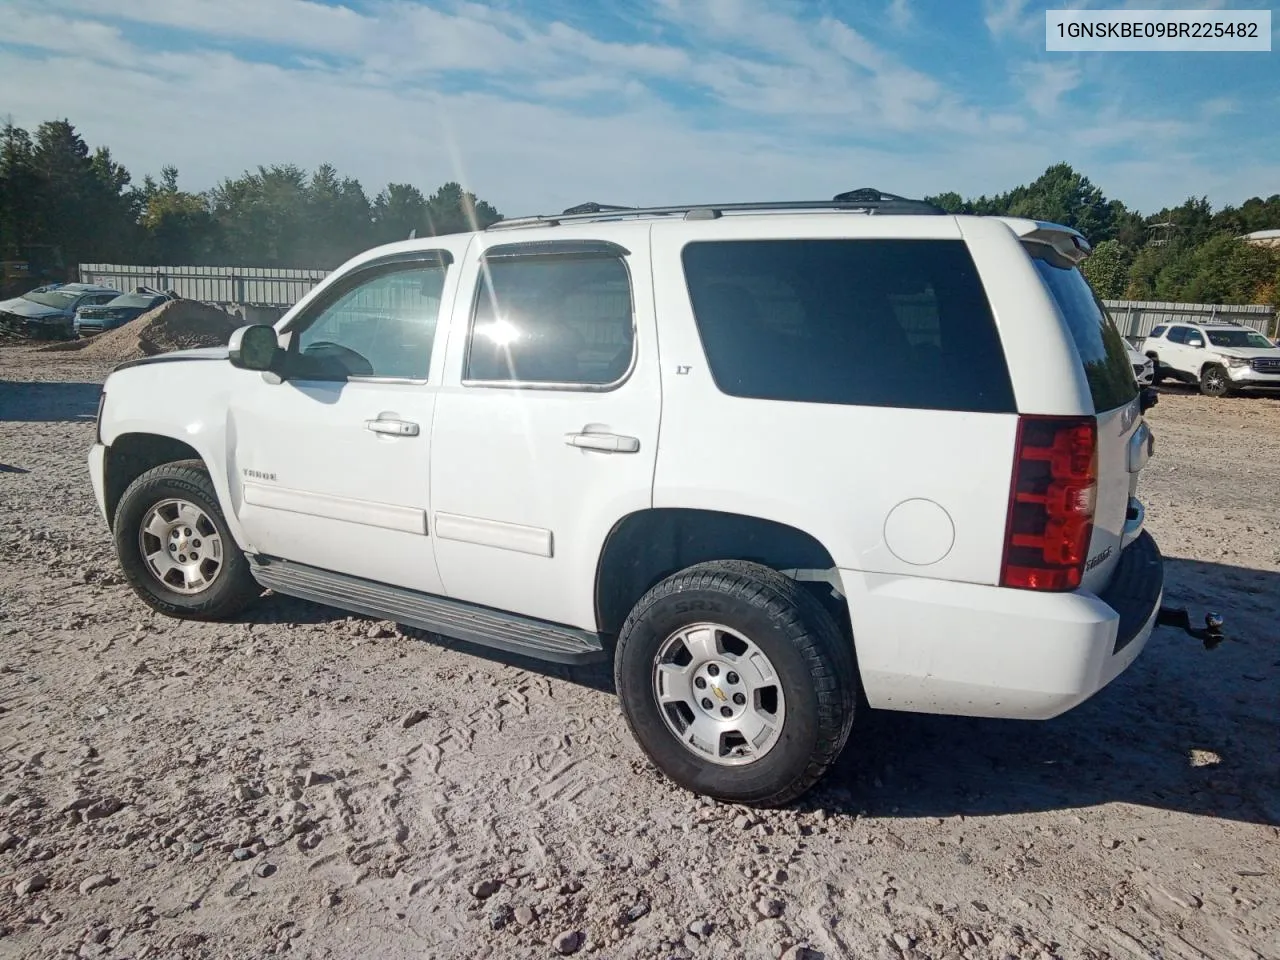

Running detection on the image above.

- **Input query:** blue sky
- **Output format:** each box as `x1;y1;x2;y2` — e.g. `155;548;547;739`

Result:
1;0;1276;219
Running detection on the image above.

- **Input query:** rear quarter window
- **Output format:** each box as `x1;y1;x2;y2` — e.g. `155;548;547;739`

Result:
1149;325;1167;338
681;239;1015;413
1030;255;1137;412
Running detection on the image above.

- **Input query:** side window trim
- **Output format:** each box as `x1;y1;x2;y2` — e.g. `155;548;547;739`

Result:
282;249;454;384
460;244;638;392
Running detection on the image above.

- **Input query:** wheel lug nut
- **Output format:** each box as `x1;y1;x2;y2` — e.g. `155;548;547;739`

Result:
706;664;719;677
733;693;746;705
720;706;732;718
694;677;706;689
726;671;739;685
700;698;712;710
193;539;201;547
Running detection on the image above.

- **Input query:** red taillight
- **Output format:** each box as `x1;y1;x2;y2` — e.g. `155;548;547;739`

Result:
1000;416;1097;592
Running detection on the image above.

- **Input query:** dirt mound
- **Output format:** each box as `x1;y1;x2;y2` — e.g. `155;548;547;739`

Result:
78;299;239;362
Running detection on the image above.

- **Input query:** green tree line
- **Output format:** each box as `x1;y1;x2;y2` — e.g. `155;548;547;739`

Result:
3;120;1279;307
927;162;1280;306
0;118;501;274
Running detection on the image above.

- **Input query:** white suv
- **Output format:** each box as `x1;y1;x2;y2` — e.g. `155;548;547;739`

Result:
89;190;1164;806
1141;321;1280;396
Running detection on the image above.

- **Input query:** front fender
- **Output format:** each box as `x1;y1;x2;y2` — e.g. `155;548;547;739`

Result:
100;361;251;552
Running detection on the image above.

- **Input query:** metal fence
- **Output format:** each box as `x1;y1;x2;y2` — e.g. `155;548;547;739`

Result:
78;263;328;307
78;264;1278;342
1103;300;1276;340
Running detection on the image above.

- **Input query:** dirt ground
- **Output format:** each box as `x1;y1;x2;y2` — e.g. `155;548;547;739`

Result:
1;347;1276;960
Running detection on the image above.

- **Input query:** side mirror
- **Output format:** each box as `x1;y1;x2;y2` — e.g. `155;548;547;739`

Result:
228;324;280;372
1188;338;1204;348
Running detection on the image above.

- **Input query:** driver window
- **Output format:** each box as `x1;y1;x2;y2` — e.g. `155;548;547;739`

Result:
296;263;446;380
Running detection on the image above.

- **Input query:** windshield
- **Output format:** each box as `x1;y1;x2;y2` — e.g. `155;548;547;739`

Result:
1031;253;1138;412
109;294;159;309
1206;329;1273;349
22;289;78;308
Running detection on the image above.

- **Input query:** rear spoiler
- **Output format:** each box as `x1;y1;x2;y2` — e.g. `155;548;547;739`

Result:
996;218;1092;266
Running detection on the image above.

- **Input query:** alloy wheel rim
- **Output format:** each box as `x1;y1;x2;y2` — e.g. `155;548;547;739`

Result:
652;622;786;766
137;498;224;594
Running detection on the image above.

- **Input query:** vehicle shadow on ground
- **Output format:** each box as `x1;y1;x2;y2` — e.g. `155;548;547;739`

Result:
245;591;620;688
252;555;1277;827
0;380;101;423
813;555;1279;827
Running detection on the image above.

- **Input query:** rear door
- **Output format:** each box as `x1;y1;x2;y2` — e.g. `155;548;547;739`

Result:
428;229;661;631
1029;252;1144;592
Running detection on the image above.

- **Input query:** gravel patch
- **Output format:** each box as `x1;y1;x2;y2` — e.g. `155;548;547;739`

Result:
1;352;1277;959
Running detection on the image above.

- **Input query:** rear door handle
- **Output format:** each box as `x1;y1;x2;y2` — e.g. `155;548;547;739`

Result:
366;418;419;437
565;431;640;453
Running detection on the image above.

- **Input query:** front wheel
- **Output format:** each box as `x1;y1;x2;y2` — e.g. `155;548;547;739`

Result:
614;561;857;807
113;460;260;620
1199;363;1232;397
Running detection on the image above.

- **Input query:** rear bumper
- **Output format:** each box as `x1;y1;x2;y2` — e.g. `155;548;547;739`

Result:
843;532;1163;719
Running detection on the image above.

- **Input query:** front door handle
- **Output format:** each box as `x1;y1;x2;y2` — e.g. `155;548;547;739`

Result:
366;418;419;437
565;431;640;453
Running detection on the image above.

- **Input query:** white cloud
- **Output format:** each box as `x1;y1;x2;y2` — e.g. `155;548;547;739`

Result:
984;0;1037;38
1015;60;1082;116
887;0;912;30
1;0;1272;215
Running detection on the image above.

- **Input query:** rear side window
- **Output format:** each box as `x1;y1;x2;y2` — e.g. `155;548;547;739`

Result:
1149;325;1167;338
681;239;1015;413
1166;326;1188;344
1031;255;1137;412
467;255;633;386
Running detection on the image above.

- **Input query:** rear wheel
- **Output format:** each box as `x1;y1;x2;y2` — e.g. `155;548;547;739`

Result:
1199;363;1232;397
113;460;260;620
614;561;856;806
1147;355;1165;386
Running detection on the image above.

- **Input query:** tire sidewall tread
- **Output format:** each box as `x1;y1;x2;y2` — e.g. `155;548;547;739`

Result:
614;560;857;807
1199;363;1231;397
113;460;259;621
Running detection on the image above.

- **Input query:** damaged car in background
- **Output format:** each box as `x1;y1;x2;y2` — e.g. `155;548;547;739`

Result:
0;282;120;340
74;287;176;337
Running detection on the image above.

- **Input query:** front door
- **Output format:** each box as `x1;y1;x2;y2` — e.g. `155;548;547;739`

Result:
429;232;661;631
1162;325;1193;377
228;247;464;594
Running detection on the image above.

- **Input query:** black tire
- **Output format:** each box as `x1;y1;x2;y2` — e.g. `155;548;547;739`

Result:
614;560;857;807
113;460;260;620
1199;363;1232;397
1147;355;1165;386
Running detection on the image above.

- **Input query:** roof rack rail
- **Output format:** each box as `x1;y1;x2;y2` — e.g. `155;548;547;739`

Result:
561;202;636;215
489;188;944;230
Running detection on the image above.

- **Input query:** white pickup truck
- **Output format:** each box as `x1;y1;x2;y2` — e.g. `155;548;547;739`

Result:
90;190;1167;806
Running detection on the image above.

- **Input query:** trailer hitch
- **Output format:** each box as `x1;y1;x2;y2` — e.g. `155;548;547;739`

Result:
1156;607;1226;650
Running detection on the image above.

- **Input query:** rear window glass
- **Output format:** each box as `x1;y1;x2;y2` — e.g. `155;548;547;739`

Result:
1149;325;1166;338
1031;255;1137;412
681;239;1015;413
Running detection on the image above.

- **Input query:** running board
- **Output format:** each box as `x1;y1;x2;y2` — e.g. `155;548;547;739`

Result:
250;557;607;665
